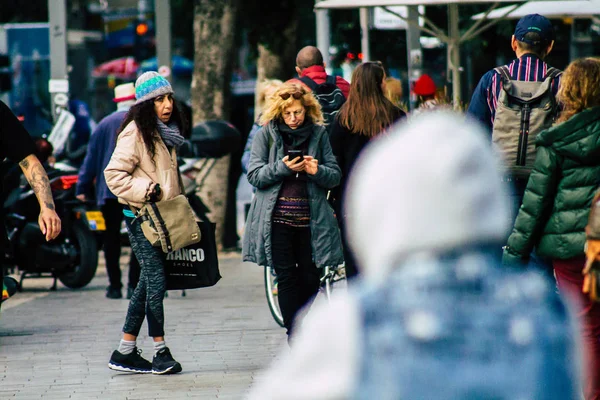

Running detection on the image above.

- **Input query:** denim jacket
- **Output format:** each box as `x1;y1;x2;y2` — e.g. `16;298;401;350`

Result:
354;249;579;400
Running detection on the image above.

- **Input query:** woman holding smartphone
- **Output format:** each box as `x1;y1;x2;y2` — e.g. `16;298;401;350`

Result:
243;82;343;339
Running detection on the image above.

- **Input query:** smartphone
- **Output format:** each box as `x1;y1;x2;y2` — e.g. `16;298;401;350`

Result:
286;149;304;161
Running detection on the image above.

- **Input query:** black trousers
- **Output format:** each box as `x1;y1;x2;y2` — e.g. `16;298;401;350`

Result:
101;199;140;290
271;222;320;336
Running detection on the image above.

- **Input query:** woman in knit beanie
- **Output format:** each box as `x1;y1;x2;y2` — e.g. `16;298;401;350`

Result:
104;71;187;375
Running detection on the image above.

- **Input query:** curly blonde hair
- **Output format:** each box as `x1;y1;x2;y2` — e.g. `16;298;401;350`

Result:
256;79;283;113
557;58;600;123
384;77;403;107
259;82;325;126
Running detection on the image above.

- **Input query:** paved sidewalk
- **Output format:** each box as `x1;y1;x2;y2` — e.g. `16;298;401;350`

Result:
0;251;286;399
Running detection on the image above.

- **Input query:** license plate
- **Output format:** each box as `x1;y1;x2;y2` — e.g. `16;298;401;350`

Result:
86;211;106;231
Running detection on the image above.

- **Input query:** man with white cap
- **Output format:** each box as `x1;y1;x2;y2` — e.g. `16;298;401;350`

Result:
76;83;140;299
247;112;580;399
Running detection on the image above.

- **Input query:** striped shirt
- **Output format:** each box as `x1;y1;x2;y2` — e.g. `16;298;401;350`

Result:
467;54;562;134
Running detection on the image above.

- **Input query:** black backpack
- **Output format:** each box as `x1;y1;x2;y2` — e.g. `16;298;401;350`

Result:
299;75;346;131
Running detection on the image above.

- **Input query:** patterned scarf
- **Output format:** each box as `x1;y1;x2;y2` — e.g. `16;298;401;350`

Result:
156;117;185;149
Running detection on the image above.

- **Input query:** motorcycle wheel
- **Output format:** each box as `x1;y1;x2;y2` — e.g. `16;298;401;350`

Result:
58;220;98;289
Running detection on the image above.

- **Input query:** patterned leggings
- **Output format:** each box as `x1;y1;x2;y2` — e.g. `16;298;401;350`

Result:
122;216;166;338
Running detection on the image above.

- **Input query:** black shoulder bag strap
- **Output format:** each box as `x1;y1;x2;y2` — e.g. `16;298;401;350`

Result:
150;202;172;252
299;76;318;91
326;75;337;86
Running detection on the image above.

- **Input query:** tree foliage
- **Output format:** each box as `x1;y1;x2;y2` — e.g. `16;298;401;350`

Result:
239;0;316;80
0;0;47;23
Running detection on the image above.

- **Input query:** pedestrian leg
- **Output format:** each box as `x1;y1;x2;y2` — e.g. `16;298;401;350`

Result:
128;252;140;299
271;222;304;336
294;226;320;309
101;199;123;297
554;257;600;400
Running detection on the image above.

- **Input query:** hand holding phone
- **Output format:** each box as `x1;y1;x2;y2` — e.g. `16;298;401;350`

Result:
283;150;306;172
286;149;304;161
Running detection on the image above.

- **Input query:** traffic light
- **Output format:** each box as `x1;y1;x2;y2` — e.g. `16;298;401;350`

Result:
0;54;12;92
136;21;149;36
133;19;153;62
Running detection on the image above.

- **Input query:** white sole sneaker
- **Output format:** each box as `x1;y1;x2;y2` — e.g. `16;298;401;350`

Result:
152;364;182;375
108;362;152;374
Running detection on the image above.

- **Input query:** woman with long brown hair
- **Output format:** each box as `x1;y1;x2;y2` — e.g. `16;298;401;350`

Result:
330;61;406;278
105;71;187;375
503;57;600;400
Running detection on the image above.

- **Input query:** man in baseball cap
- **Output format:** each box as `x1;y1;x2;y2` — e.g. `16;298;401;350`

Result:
76;82;141;300
468;13;558;134
466;14;561;261
513;13;555;46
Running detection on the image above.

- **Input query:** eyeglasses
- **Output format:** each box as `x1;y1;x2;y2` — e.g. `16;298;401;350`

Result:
283;109;305;119
279;91;303;100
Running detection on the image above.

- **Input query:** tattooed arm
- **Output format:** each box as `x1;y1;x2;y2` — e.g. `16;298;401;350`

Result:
19;155;62;241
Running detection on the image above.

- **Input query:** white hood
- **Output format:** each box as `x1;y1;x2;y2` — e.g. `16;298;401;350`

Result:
344;111;510;282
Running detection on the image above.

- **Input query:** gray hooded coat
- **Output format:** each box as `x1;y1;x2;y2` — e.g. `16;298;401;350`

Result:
242;120;343;268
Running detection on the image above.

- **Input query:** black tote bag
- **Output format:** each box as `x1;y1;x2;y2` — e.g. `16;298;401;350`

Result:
164;220;220;290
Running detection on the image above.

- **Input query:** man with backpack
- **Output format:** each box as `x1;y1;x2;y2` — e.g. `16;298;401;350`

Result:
467;14;561;229
288;46;349;131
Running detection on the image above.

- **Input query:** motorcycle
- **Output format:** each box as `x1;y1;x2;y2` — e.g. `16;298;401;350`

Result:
2;164;103;291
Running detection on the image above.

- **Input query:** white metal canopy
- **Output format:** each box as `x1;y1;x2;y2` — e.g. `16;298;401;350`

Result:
314;0;571;106
473;0;600;19
315;0;526;8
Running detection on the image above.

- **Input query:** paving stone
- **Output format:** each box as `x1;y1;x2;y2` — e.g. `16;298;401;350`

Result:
0;254;285;398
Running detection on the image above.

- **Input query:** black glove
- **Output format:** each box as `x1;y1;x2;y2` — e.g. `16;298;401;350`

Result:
149;183;162;202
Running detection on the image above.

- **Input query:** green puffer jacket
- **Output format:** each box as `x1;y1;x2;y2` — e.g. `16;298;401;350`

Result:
503;106;600;264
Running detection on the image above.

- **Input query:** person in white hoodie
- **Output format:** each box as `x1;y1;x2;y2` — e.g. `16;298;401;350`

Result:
247;112;581;400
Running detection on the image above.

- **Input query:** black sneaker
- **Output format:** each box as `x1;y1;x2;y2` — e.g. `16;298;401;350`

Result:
152;347;182;375
106;286;122;299
108;347;152;373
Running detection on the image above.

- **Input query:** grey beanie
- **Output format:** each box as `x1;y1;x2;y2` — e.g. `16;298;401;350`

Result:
134;71;174;104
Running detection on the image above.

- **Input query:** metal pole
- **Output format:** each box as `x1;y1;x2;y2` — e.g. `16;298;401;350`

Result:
448;3;461;109
48;0;69;122
406;6;422;111
359;7;370;62
316;3;331;73
570;20;577;61
154;0;172;81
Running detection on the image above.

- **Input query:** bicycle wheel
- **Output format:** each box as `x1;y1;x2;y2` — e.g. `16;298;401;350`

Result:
264;266;284;327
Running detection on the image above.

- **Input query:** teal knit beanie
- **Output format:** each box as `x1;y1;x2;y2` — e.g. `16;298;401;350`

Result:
135;71;174;104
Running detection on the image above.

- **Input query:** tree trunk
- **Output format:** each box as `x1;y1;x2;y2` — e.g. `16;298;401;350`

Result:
254;19;299;119
191;0;239;250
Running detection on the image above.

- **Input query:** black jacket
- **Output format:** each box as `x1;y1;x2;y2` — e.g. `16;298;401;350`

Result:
329;108;406;211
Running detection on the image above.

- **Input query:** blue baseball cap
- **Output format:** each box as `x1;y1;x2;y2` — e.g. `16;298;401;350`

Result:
514;14;554;44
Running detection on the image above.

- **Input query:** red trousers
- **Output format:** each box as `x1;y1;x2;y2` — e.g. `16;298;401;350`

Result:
554;257;600;400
